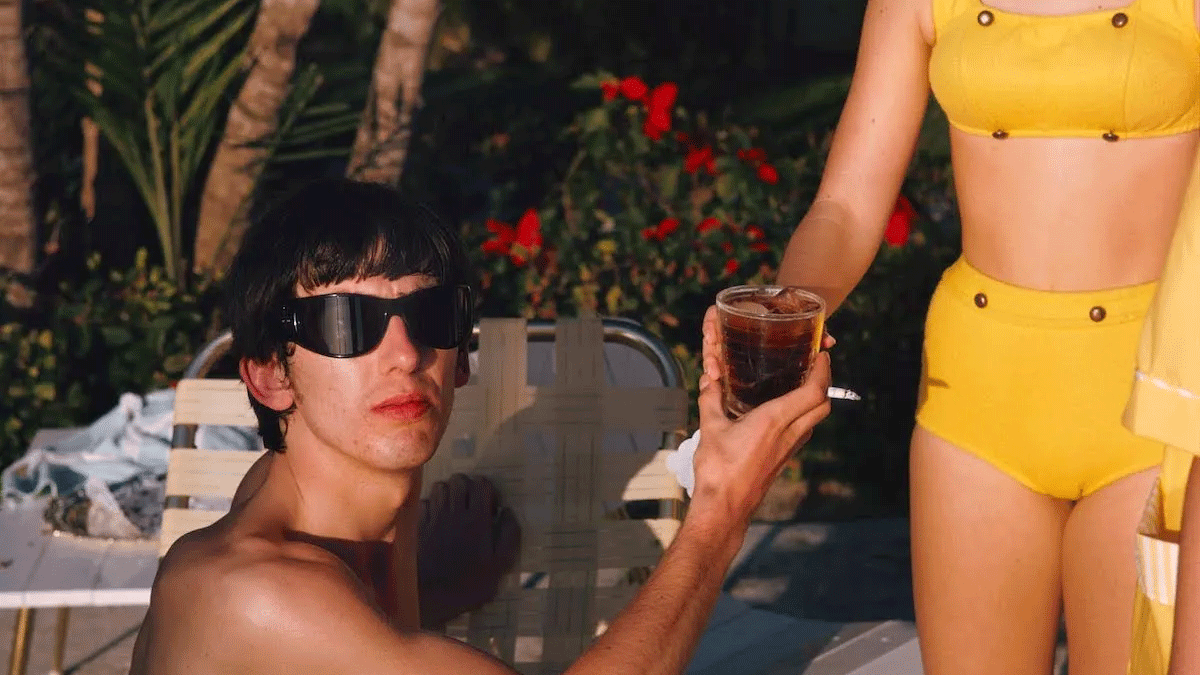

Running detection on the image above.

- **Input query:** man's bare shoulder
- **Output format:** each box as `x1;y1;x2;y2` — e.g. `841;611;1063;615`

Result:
164;514;342;572
137;518;513;675
137;519;371;673
158;518;366;607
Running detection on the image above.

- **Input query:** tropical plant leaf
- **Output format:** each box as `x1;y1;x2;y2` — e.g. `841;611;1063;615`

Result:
250;61;363;170
57;0;256;282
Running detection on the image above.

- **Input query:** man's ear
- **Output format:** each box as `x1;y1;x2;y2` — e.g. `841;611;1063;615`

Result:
454;348;470;388
240;357;295;411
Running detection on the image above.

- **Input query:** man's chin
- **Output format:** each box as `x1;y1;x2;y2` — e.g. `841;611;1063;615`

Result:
374;430;439;468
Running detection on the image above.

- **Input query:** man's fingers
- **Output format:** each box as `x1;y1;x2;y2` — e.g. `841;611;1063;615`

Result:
807;351;833;391
696;372;729;429
447;473;473;511
702;305;718;345
429;480;450;522
493;507;521;570
466;475;498;516
701;305;722;381
781;399;830;449
418;497;431;528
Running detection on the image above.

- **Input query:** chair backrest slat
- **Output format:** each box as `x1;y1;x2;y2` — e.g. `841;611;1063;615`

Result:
172;379;256;427
159;379;261;556
163;448;265;499
159;509;225;555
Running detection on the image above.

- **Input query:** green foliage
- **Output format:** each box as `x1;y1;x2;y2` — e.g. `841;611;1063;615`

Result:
0;251;223;469
46;0;257;282
474;73;819;346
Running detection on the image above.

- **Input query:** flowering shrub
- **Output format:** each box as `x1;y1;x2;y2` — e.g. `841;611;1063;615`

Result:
472;72;834;375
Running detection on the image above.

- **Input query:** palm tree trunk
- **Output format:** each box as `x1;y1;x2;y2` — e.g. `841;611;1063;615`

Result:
192;0;320;277
0;0;37;277
345;0;441;185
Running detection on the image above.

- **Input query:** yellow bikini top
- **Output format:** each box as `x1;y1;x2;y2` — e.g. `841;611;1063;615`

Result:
929;0;1200;140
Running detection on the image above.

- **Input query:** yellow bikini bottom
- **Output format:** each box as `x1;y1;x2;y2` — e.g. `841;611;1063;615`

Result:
916;257;1164;500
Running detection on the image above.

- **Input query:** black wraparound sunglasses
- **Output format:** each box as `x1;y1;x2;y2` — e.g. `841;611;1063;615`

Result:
280;284;473;358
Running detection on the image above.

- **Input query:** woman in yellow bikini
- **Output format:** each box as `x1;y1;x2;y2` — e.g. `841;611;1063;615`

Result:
1124;153;1200;673
775;0;1200;671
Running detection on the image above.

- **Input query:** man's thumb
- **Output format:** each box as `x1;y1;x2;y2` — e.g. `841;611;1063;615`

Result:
697;374;727;425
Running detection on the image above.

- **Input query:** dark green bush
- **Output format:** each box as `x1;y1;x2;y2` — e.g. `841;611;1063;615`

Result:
0;250;224;468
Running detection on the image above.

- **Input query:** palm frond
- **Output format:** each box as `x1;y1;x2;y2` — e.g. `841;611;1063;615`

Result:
59;0;257;282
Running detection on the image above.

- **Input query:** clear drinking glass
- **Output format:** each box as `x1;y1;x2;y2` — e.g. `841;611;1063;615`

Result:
715;285;826;420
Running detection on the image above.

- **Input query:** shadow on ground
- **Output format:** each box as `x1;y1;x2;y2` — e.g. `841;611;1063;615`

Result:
724;518;915;623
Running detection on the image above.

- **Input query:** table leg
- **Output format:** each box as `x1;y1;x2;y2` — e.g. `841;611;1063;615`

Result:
6;607;35;675
50;607;70;675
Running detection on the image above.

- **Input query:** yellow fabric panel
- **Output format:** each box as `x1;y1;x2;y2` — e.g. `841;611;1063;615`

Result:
929;0;1200;139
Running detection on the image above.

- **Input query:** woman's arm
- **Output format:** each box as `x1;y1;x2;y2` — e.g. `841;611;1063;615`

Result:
777;0;935;312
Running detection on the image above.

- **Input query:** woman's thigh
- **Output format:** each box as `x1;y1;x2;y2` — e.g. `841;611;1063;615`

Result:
910;425;1071;675
1061;465;1159;675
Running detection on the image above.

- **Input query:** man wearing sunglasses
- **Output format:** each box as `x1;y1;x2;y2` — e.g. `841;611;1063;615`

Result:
130;178;833;675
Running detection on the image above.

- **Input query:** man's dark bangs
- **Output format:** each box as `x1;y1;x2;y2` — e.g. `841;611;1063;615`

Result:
293;218;458;292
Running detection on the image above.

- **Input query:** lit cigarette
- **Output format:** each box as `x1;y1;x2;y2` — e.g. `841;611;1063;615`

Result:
827;386;861;401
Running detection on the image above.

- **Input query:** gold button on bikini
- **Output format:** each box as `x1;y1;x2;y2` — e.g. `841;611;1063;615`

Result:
992;130;1009;139
1090;306;1107;322
974;292;988;308
1111;12;1128;27
977;9;995;25
1102;131;1120;142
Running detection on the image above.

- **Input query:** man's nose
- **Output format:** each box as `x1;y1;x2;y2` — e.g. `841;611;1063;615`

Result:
376;315;422;370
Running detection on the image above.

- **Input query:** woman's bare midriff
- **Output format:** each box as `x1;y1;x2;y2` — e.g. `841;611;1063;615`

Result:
949;129;1200;291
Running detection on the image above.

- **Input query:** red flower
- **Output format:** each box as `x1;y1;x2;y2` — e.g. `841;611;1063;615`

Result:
515;209;541;247
482;218;516;256
648;82;677;113
619;76;648;101
750;242;770;253
684;146;713;174
642;218;680;242
697;217;721;234
721;241;734;254
723;259;740;275
885;195;917;247
600;80;620;101
485;218;510;235
656;217;679;238
738;147;768;163
642;82;677;140
756;163;779;185
745;225;765;241
508;208;542;265
481;239;509;255
484;210;542;266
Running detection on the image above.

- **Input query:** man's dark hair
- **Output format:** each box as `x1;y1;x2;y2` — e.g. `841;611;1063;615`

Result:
226;178;476;452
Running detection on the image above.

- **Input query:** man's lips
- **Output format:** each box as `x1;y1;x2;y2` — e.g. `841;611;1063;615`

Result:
372;394;432;421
